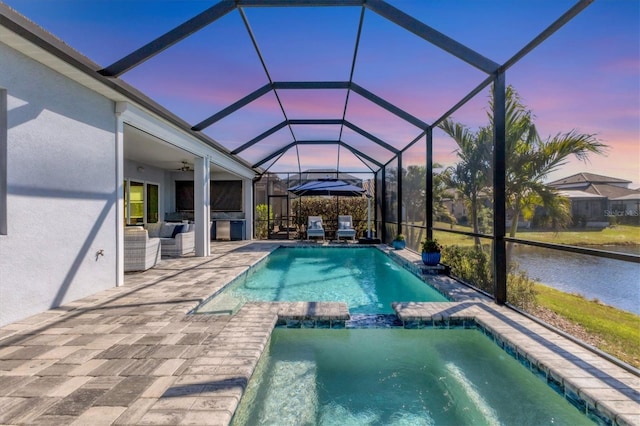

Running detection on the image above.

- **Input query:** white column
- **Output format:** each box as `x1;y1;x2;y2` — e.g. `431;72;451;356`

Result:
114;114;125;286
243;177;253;240
194;157;210;257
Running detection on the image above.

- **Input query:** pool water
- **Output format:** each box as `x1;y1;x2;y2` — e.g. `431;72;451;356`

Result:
232;329;592;426
197;247;448;315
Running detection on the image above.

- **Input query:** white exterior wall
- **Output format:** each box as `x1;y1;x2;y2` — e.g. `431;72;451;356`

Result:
0;43;118;326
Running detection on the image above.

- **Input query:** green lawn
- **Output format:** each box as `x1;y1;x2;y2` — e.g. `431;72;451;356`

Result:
517;224;640;247
431;222;640;249
535;284;640;368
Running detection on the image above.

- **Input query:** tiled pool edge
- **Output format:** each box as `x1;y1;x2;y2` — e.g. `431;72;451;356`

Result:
385;247;639;425
233;299;639;426
391;301;639;426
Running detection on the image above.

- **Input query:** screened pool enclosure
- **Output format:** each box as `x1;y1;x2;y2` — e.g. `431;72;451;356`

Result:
92;0;639;308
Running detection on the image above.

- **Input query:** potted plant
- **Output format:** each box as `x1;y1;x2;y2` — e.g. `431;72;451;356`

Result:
392;234;406;250
421;238;442;266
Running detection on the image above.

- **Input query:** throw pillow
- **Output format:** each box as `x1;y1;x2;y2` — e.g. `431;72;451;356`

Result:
171;225;184;238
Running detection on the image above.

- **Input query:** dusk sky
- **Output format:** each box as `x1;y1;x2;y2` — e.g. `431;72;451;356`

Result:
4;0;639;185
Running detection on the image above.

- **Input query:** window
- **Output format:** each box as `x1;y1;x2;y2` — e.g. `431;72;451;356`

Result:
175;180;243;212
146;183;159;223
211;180;242;211
124;179;159;225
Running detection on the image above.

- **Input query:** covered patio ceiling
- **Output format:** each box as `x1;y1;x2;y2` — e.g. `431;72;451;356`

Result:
15;0;589;176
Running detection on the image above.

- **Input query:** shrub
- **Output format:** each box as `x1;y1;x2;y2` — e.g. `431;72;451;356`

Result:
441;245;492;294
421;238;442;253
507;267;538;311
441;245;538;310
255;204;272;239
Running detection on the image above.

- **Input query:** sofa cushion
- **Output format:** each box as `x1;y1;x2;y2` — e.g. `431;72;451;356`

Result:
160;223;177;238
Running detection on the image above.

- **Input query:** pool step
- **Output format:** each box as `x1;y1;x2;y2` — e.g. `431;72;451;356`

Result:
260;359;318;424
195;293;243;315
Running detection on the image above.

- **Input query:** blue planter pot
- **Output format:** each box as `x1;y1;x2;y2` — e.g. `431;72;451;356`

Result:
422;252;441;266
392;240;406;250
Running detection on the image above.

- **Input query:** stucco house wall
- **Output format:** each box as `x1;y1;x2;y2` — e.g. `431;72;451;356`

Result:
0;42;118;326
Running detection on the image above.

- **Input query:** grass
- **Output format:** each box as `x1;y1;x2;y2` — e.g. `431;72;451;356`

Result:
518;224;640;248
430;222;640;251
535;284;640;368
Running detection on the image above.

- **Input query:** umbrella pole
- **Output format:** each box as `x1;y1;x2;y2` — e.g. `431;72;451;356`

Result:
367;195;371;238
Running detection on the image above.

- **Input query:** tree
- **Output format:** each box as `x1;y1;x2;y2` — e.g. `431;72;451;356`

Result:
438;119;492;246
402;165;427;223
440;85;607;243
433;165;456;226
490;86;608;237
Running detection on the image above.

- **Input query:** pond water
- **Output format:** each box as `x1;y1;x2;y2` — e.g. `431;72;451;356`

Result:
510;245;640;315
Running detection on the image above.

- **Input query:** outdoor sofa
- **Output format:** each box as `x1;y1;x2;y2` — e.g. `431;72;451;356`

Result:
146;222;195;257
123;226;161;272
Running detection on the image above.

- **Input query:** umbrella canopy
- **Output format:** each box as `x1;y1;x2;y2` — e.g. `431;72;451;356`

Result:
288;179;365;197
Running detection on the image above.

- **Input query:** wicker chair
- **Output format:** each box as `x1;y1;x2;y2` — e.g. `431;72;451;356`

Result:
124;227;161;272
146;222;195;257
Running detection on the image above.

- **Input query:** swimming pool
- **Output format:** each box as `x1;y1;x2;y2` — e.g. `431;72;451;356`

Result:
196;247;448;315
232;328;593;425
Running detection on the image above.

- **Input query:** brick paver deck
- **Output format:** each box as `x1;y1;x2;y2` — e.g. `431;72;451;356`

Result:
0;241;638;425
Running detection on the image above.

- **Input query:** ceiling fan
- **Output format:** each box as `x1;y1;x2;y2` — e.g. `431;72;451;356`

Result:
176;161;193;172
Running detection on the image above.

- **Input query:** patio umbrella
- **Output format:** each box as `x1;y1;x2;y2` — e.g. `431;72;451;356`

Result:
288;179;370;237
287;179;365;197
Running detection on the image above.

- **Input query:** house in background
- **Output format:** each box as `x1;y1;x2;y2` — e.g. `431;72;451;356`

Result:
547;172;640;226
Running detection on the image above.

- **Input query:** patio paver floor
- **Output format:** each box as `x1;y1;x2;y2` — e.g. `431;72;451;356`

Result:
0;241;638;425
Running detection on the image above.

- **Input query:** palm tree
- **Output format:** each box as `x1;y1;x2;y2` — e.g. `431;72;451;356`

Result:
433;165;456;227
402;165;427;223
489;86;608;237
438;119;493;247
439;86;607;244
